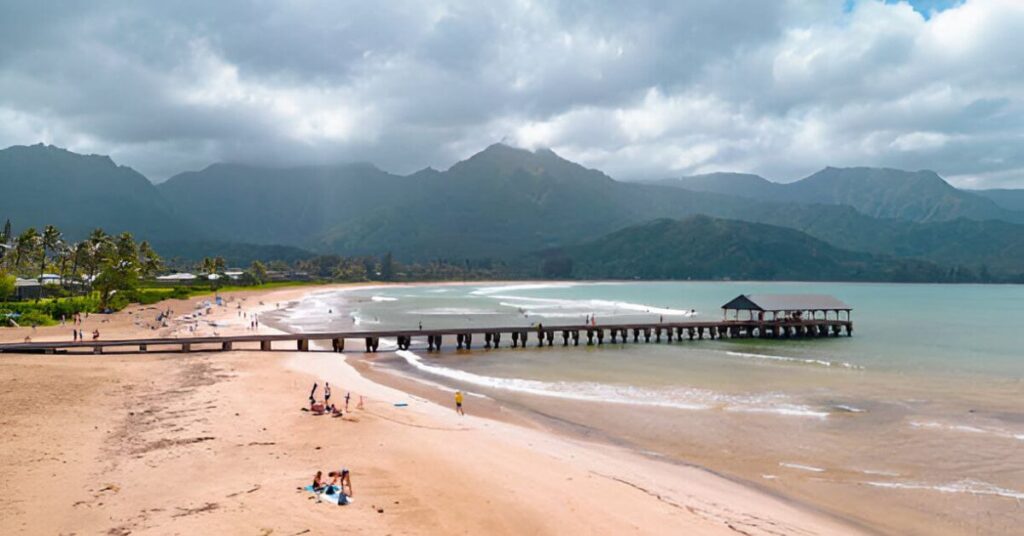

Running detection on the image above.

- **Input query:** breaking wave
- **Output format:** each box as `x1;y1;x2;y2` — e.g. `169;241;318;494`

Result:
394;350;829;418
864;479;1024;500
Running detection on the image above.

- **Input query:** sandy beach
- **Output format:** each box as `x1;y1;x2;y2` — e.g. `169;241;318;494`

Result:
0;284;867;535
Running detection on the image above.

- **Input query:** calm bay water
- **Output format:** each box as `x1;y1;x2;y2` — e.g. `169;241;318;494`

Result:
282;281;1024;535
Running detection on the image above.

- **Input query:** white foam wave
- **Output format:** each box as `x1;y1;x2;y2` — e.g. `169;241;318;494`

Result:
350;312;379;326
779;462;826;473
833;404;867;413
910;420;1024;441
394;350;709;410
864;479;1024;500
393;351;828;418
724;351;863;370
727;405;829;419
471;283;578;295
371;296;397;302
860;469;901;477
409;308;502;316
494;295;696;317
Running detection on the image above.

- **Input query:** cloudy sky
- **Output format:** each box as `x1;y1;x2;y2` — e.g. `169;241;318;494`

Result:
1;0;1022;187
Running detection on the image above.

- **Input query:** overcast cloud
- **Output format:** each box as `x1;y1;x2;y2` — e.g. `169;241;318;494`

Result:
1;0;1022;187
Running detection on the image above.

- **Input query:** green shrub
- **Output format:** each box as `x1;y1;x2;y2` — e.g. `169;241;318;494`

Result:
16;310;57;327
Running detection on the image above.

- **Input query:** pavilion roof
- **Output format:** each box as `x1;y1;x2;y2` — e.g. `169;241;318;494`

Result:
721;294;851;311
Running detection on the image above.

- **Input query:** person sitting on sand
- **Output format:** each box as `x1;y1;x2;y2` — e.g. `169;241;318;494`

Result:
92;330;100;341
454;390;465;416
328;469;353;496
312;470;327;493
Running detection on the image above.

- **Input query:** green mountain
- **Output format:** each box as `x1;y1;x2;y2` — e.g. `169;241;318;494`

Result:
6;143;1024;279
154;240;314;267
658;167;1024;224
158;144;756;258
0;144;200;241
970;189;1024;212
557;216;952;282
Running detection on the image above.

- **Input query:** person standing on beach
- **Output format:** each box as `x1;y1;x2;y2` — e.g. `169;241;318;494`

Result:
454;391;465;416
344;392;351;412
324;382;331;407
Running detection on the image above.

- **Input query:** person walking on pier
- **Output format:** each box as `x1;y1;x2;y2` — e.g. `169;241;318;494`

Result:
454;390;465;416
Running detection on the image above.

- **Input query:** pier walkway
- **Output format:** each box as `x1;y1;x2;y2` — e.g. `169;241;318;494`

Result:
0;318;852;355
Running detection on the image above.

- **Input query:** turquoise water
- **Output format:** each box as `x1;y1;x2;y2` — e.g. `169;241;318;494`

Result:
284;282;1024;534
334;281;1024;376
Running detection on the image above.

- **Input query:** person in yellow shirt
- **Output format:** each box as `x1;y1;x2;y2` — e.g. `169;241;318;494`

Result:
454;390;465;416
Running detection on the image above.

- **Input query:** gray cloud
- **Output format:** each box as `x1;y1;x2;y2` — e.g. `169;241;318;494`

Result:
0;0;1022;187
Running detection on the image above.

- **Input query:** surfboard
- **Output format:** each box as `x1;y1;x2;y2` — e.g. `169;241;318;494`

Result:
303;484;353;505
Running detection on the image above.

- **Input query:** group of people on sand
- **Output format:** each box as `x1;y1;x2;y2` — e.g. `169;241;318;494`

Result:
71;328;100;342
308;382;359;416
312;468;353;498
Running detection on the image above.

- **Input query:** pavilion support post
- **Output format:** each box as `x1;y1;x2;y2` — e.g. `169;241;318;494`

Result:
562;330;570;346
587;330;594;345
546;331;554;346
222;341;232;351
139;344;147;352
332;338;344;352
298;339;309;352
633;328;640;342
94;345;103;354
261;340;271;351
181;344;190;353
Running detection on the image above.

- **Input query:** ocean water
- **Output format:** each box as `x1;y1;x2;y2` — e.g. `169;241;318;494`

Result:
281;282;1024;535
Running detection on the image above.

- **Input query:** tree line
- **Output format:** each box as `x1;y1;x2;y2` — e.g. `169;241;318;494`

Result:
0;219;163;309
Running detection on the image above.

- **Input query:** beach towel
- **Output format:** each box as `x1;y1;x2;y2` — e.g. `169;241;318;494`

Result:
303;485;352;505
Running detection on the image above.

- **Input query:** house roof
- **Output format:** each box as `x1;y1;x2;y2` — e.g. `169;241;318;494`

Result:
156;273;198;281
721;294;851;311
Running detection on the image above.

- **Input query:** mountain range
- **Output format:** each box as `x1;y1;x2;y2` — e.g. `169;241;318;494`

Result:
651;168;1024;224
2;142;1023;280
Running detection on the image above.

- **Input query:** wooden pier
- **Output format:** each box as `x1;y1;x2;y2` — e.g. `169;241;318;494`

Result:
0;293;853;355
0;318;852;355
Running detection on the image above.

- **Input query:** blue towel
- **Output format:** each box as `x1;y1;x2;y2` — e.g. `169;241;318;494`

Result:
303;484;350;505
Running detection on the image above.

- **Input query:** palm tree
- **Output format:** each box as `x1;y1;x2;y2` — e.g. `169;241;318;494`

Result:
0;219;12;268
86;229;111;288
70;241;88;292
39;225;62;286
13;227;39;274
56;244;74;288
137;241;163;280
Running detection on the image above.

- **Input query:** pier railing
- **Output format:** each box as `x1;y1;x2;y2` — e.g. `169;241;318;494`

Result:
0;319;852;355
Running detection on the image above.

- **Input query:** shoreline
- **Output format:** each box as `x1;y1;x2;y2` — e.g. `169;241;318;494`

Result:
1;282;871;534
